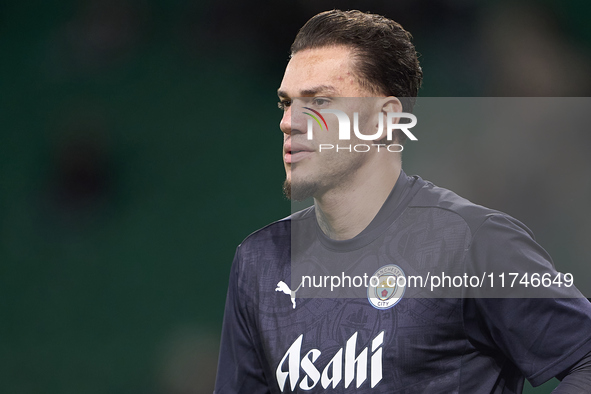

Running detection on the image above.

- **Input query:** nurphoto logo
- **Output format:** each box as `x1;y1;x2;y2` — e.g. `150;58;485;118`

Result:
303;108;417;153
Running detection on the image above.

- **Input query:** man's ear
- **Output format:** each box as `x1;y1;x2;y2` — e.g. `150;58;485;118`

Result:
373;97;403;143
381;97;403;115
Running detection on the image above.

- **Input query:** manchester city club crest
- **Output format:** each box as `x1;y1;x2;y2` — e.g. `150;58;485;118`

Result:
368;265;406;310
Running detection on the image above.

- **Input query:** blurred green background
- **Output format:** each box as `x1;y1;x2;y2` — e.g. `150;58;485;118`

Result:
1;0;590;393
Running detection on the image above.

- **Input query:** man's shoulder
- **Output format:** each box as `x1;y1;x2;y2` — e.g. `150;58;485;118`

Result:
410;178;527;236
237;206;315;251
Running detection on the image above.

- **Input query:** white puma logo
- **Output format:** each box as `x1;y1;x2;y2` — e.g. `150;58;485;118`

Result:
275;280;303;309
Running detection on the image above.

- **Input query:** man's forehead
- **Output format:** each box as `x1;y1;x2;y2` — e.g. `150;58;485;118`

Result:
277;46;361;98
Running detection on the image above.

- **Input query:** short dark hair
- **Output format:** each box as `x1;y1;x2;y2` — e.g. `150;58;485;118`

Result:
291;10;422;114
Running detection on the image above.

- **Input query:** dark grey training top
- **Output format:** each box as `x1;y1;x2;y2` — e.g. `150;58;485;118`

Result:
215;171;591;393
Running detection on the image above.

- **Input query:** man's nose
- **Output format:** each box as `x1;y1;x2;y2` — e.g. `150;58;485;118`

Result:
280;105;291;135
280;103;306;136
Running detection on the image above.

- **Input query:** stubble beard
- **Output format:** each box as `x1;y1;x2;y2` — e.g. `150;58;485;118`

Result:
282;178;319;201
283;162;321;201
283;150;369;201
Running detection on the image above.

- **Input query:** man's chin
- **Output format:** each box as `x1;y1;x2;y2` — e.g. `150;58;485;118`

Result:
283;179;318;201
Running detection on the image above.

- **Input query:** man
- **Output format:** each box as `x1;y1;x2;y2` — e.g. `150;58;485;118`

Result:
215;10;591;393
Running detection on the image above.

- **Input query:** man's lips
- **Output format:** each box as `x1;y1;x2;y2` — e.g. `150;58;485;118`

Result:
284;142;314;164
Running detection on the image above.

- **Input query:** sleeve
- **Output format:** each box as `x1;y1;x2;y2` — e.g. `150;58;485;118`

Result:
214;246;271;394
462;214;591;387
553;350;591;393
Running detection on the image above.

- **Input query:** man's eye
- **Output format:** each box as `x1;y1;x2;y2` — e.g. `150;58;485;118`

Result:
278;100;291;110
312;97;330;107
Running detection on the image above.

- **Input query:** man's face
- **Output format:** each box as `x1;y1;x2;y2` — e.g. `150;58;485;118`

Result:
278;45;381;201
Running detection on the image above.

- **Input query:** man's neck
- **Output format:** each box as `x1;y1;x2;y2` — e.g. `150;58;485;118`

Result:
314;160;401;240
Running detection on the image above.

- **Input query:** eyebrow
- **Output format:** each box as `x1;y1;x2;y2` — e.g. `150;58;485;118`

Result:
277;85;339;98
